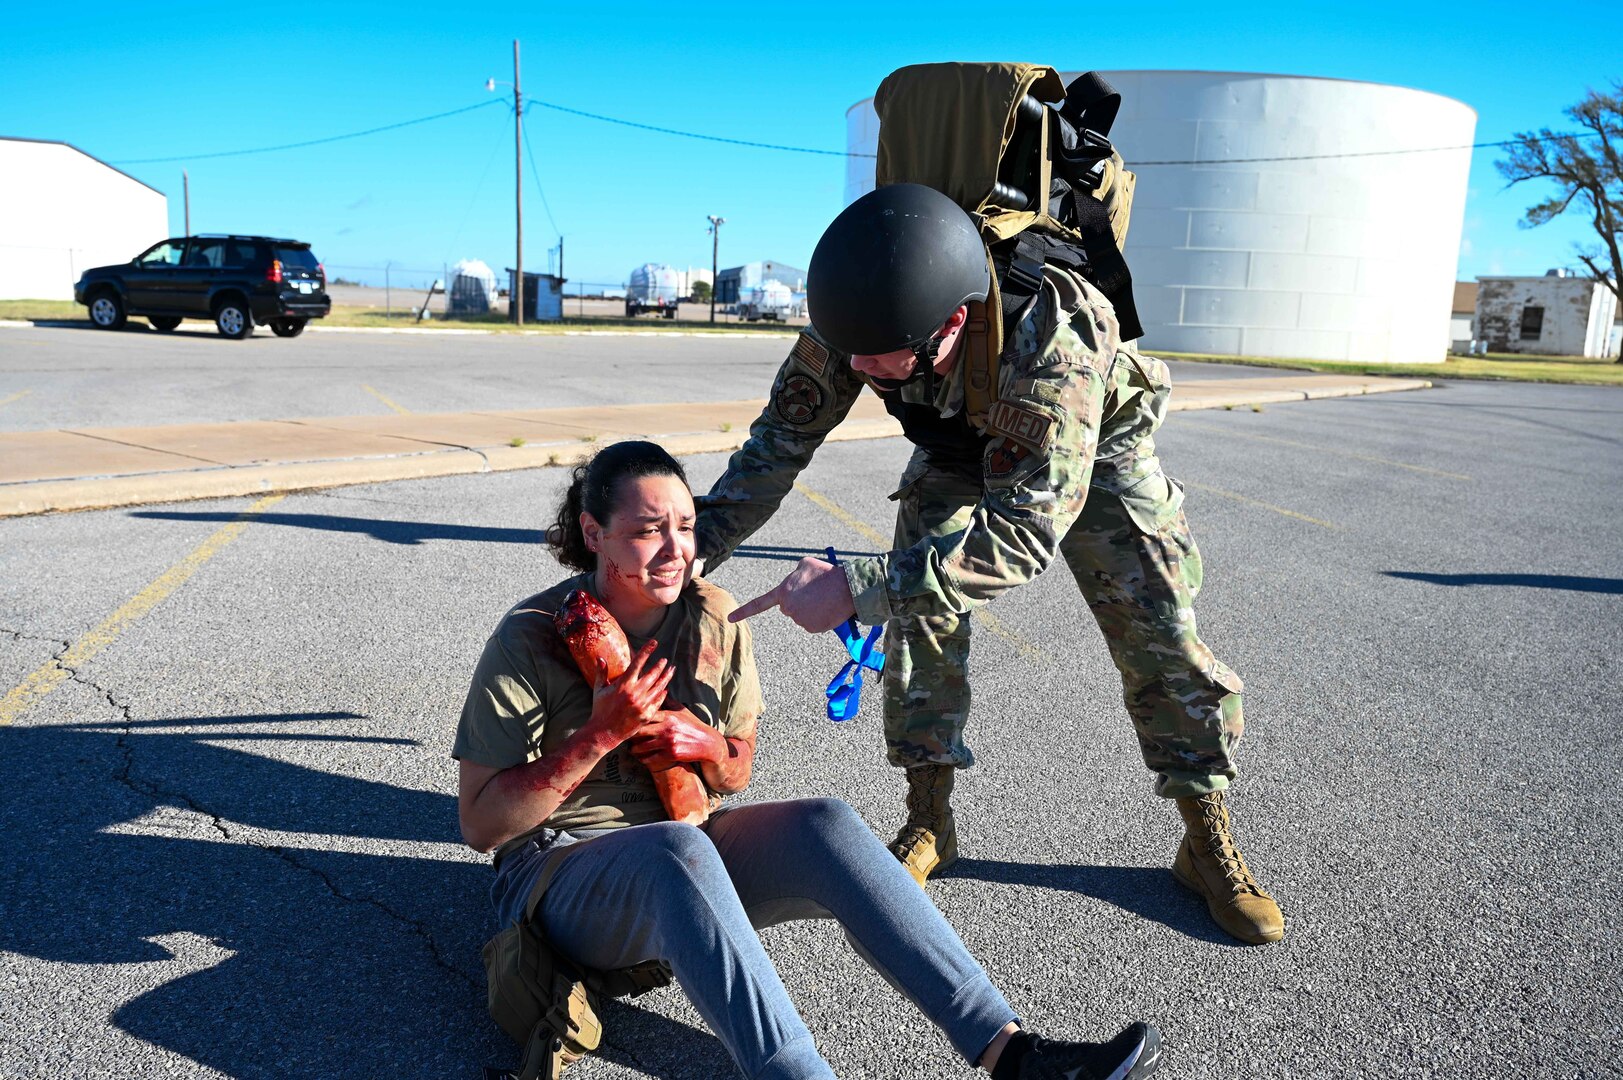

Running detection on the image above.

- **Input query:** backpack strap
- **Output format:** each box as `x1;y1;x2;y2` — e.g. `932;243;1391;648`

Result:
961;248;1004;428
1059;71;1121;137
1065;188;1144;341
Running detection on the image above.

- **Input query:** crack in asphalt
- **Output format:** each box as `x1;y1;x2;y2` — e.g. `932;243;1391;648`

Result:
0;626;72;650
65;665;478;993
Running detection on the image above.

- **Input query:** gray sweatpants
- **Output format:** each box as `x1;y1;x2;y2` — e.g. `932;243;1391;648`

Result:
496;798;1014;1080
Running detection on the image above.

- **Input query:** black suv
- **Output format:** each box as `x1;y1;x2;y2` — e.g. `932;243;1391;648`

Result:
75;235;331;339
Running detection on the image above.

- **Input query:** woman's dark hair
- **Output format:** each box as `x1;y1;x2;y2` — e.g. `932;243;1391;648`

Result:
547;441;690;571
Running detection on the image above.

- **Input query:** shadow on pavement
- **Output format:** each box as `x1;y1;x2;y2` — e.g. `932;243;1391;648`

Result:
945;858;1238;947
1383;571;1623;595
0;708;718;1078
130;510;544;547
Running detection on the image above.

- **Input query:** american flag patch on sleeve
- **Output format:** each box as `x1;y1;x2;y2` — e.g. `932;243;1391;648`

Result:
792;333;829;377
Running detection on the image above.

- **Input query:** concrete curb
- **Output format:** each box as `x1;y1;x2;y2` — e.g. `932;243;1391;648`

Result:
0;380;1430;518
0;419;908;518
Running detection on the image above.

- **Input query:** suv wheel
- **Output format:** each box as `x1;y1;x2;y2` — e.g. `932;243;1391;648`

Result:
270;318;308;338
213;297;253;339
89;292;126;330
149;316;182;332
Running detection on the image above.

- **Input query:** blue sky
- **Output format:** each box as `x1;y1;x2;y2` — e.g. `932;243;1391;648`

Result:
1;1;1614;291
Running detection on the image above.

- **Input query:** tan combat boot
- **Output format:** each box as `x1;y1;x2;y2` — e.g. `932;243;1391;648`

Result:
888;763;958;886
1172;790;1285;944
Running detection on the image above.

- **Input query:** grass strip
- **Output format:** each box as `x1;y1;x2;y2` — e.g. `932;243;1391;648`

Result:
1158;349;1623;387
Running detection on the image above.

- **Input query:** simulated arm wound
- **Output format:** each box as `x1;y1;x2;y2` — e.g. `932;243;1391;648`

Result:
700;735;755;794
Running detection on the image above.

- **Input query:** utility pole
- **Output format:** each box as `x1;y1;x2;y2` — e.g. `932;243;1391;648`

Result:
183;169;190;235
707;214;725;324
513;39;524;326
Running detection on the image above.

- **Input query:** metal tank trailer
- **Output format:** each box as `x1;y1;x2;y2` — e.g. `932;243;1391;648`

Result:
845;71;1476;365
626;263;682;319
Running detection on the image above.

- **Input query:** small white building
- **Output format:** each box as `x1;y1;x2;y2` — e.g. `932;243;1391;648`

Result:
678;267;713;295
1449;282;1477;354
1474;271;1618;357
0;137;169;300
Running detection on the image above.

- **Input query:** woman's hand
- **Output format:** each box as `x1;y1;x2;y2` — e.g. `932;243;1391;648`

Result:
628;705;728;772
589;640;674;741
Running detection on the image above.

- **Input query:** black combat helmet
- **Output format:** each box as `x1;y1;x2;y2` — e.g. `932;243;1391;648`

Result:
807;183;990;357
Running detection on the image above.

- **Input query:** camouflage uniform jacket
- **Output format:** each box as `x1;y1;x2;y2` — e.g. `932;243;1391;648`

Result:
695;265;1183;625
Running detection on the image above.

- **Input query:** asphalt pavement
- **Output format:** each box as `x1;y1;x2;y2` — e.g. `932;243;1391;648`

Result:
0;321;1293;432
1;360;1619;1078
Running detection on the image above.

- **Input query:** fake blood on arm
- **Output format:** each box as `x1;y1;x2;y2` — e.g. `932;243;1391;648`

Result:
555;589;711;825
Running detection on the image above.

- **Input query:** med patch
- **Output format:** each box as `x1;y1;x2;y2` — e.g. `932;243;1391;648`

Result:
986;399;1055;452
792;333;829;377
774;373;825;426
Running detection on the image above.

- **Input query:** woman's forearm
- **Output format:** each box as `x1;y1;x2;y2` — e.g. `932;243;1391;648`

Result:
465;725;621;852
699;736;754;795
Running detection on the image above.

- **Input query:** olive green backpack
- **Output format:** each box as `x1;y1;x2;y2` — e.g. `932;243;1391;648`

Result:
481;851;671;1080
872;61;1142;425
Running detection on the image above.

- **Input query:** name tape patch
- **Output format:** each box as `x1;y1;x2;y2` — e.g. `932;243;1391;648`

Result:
792;333;829;377
986;400;1055;452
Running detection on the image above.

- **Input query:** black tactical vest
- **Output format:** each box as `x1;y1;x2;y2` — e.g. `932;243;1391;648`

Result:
880;391;988;476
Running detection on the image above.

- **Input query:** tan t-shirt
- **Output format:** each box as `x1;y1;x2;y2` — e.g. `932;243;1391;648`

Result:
454;573;763;863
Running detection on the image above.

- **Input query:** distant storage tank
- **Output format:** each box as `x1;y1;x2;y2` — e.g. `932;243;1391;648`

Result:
448;259;498;315
627;263;682;319
846;71;1476;364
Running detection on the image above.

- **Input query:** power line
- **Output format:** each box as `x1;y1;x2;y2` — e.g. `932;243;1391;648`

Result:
439;104;512;268
110;100;508;164
519;111;562;236
524;95;1607;166
522;95;873;158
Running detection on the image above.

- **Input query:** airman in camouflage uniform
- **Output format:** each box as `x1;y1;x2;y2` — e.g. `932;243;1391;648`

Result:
697;201;1284;946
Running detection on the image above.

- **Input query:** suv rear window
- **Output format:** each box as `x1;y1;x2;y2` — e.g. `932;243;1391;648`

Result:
275;247;319;270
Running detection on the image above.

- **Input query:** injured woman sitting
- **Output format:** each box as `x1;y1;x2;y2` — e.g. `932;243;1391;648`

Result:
454;439;1163;1080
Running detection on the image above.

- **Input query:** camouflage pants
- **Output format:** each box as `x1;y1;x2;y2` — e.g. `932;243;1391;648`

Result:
881;467;1244;800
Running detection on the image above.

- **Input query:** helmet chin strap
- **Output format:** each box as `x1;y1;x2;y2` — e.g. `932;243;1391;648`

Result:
871;335;943;397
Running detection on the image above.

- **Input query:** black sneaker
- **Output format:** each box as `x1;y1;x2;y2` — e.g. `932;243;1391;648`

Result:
1018;1022;1163;1080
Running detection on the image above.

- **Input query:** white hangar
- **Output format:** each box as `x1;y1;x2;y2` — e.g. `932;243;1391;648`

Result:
0;137;169;301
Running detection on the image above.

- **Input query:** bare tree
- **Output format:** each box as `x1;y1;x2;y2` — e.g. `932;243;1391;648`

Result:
1495;83;1623;359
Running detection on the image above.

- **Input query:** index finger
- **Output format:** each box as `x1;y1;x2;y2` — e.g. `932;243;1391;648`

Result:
728;586;782;623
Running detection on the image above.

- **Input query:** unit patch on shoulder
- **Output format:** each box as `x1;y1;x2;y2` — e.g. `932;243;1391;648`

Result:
984;437;1033;481
775;373;825;426
986;400;1055;452
792;333;829;377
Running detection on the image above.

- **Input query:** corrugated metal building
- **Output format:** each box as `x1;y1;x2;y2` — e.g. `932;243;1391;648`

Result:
0;137;169;300
715;260;807;305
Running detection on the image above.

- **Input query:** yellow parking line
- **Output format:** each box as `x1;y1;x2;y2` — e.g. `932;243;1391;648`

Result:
0;389;32;407
0;493;286;726
362;384;411;415
1182;480;1339;530
792;482;1047;661
1180;422;1471;481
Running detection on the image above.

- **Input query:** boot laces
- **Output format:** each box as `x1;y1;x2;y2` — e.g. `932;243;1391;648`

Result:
896;766;947;852
1196;794;1264;897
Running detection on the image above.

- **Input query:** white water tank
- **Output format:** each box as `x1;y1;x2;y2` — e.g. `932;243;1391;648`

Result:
846;71;1476;364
